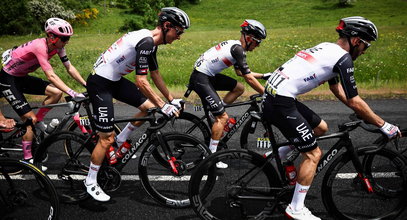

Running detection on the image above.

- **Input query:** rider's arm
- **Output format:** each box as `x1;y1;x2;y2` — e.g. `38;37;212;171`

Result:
150;69;174;102
134;37;167;108
242;73;264;94
231;45;264;94
43;68;73;94
59;49;86;87
63;63;86;87
136;74;166;108
329;54;384;127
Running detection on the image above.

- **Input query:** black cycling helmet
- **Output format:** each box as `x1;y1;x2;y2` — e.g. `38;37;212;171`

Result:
158;7;190;29
336;16;378;41
240;19;267;39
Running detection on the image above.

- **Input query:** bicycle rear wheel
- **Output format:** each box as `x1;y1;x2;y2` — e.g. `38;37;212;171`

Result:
33;131;92;203
322;146;407;220
138;132;211;208
161;112;211;145
0;158;59;219
189;149;284;219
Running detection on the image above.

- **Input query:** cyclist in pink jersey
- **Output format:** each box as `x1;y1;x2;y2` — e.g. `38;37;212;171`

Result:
0;18;86;164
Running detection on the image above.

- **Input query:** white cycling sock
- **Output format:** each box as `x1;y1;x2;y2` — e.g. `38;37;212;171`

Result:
116;123;136;146
290;183;310;211
278;145;295;161
85;162;100;185
209;139;219;153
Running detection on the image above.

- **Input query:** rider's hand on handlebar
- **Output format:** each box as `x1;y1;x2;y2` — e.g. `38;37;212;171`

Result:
67;89;85;98
380;122;401;139
170;99;184;109
161;103;179;117
0;118;16;129
262;72;272;80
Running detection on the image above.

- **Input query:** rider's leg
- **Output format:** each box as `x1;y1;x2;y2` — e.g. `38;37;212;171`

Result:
85;131;114;202
209;112;228;153
20;111;37;160
222;82;244;104
115;100;154;146
288;147;322;215
35;85;63;122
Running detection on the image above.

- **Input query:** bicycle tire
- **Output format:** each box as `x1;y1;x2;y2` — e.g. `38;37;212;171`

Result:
0;158;60;219
33;131;92;203
138;132;211;208
189;149;284;219
65;119;122;157
162;112;211;145
373;129;407;157
321;145;407;220
240;117;286;154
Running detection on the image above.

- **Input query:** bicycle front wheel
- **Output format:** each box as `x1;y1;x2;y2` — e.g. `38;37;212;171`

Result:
322;146;407;220
34;131;92;203
138;132;211;208
373;129;407;157
0;158;60;219
189;149;284;220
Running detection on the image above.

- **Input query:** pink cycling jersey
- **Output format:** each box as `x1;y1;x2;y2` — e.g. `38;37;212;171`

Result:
3;38;67;77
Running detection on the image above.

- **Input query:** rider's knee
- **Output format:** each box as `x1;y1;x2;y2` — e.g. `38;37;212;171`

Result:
314;120;328;136
215;112;229;125
234;82;245;96
98;131;115;148
307;147;322;163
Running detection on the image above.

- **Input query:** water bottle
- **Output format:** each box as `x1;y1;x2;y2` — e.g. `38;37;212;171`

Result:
45;119;59;135
284;161;297;185
223;117;236;133
115;140;132;158
105;146;117;165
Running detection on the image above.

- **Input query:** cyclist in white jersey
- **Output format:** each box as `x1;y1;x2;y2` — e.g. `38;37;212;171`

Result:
85;7;190;202
262;17;401;220
188;19;270;168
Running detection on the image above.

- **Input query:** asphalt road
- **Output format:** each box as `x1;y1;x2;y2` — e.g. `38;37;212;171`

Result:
1;98;406;220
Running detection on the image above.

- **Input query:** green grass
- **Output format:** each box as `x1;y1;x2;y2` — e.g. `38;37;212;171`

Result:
0;0;406;98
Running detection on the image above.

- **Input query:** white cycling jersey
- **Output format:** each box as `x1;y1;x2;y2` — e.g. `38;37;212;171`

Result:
194;40;250;76
93;29;158;81
265;42;358;99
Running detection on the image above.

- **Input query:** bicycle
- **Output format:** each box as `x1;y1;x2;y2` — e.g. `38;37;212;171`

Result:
189;118;407;219
1;95;122;160
33;107;210;208
182;87;284;150
0;156;60;219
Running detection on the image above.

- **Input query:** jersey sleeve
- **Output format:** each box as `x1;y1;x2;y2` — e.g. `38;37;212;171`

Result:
135;37;156;75
331;53;358;99
148;47;158;72
33;43;53;72
230;44;251;75
57;48;70;64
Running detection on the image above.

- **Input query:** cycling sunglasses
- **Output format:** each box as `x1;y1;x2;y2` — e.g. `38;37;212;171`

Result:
174;26;184;36
59;36;71;42
359;38;371;50
251;36;262;44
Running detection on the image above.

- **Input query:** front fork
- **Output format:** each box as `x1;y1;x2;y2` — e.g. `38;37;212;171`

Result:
155;131;179;175
347;141;374;193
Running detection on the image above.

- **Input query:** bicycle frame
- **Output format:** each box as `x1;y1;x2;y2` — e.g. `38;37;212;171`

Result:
191;94;263;145
264;120;371;189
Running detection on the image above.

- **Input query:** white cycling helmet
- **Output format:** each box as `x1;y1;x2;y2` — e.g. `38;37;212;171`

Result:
44;18;73;36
